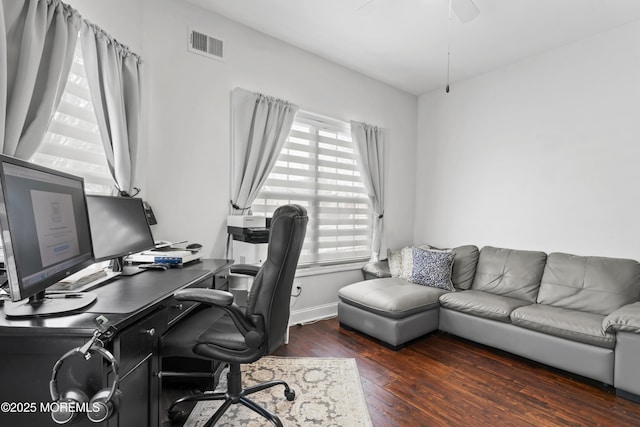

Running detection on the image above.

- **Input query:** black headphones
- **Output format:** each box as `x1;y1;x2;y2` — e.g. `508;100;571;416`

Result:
49;344;122;424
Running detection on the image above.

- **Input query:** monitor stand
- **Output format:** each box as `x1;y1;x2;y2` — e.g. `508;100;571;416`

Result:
110;257;145;276
4;291;97;319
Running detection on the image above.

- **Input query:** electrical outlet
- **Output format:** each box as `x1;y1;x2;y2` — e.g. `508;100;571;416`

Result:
292;282;302;297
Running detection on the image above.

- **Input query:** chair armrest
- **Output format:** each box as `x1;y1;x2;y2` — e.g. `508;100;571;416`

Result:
174;288;263;347
230;264;260;277
362;260;391;280
174;288;234;306
603;302;640;334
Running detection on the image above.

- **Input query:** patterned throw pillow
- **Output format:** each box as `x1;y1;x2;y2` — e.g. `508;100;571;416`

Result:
410;247;456;291
387;248;404;278
399;244;431;281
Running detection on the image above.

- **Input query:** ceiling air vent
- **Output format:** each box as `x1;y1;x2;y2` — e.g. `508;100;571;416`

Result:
188;28;224;61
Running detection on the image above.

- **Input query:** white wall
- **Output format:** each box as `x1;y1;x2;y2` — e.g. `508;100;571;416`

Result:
416;20;640;259
139;0;417;260
69;0;418;321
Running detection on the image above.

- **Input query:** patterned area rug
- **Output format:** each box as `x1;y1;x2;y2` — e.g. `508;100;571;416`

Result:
184;357;372;427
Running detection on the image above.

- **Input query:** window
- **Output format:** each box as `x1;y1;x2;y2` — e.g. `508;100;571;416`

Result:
253;111;372;266
30;36;115;195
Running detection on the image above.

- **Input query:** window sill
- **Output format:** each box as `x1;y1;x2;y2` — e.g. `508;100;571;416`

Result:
295;261;367;277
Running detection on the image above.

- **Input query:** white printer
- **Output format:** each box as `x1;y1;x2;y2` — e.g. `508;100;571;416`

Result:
227;215;270;264
227;215;266;229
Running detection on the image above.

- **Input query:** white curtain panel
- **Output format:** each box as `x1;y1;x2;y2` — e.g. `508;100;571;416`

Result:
80;21;142;195
0;0;80;159
229;87;298;214
351;121;387;261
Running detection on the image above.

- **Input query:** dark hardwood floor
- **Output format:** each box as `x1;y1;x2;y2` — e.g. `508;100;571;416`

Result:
272;318;640;427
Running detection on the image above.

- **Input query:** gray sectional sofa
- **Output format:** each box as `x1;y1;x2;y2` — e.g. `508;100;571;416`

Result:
337;245;640;402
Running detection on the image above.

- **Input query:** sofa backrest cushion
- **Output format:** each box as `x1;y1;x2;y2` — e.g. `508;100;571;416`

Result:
471;246;547;302
537;253;640;315
451;245;479;290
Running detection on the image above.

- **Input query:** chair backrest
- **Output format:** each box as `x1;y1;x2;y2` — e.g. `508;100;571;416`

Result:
246;204;308;353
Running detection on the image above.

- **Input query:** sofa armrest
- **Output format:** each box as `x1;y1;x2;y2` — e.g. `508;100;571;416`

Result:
362;260;391;280
603;302;640;334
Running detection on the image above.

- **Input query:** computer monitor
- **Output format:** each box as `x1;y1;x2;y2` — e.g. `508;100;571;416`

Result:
85;195;155;275
0;155;96;318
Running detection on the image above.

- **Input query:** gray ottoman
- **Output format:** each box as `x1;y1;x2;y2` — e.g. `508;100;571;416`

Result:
337;277;448;349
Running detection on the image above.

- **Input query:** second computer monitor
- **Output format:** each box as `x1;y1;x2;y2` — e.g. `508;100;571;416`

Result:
85;195;155;273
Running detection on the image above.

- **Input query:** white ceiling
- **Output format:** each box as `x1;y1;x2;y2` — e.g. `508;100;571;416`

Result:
183;0;640;95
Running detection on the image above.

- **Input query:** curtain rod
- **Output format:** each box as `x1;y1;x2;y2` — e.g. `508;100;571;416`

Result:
82;20;143;63
56;0;142;63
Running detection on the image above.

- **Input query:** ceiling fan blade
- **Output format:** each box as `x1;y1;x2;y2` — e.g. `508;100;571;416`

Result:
451;0;480;23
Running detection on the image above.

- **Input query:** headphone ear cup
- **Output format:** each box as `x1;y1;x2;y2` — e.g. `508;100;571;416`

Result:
51;389;89;424
87;388;122;423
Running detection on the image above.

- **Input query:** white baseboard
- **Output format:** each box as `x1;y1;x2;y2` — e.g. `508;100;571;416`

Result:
289;302;337;326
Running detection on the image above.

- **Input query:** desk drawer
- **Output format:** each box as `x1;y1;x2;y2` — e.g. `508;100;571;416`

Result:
166;298;198;327
215;271;230;291
115;309;167;374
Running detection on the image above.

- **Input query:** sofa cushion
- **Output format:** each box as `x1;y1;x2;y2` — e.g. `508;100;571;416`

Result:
471;246;546;302
338;278;448;319
410;247;455;291
450;245;479;290
439;290;531;322
537;253;640;315
511;304;616;349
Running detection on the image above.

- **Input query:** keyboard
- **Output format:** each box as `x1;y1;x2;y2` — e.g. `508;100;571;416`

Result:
49;270;112;292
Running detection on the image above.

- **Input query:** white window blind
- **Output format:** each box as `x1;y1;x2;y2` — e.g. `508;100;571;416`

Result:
253;111;372;266
30;36;115;195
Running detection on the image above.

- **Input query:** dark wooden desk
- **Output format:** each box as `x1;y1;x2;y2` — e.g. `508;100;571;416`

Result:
0;259;233;427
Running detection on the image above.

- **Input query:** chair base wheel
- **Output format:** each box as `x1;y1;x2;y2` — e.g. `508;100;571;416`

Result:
285;389;295;401
167;409;187;424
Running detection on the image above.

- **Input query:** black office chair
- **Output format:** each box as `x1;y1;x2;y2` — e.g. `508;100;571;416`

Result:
160;204;308;426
